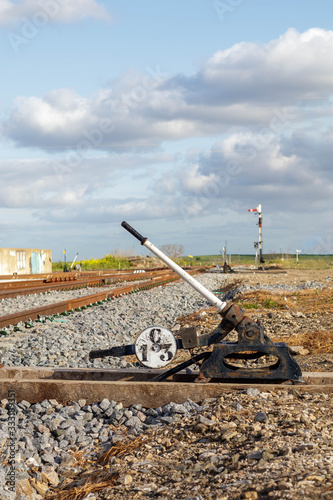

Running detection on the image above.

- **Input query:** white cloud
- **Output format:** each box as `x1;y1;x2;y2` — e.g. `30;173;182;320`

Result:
1;28;333;256
200;28;333;102
0;158;89;208
6;90;91;147
1;126;332;255
181;164;218;194
0;0;110;26
3;28;333;152
0;152;173;209
151;125;333;222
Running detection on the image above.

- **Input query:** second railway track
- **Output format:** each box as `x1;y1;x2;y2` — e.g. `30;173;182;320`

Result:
0;268;197;299
0;268;206;329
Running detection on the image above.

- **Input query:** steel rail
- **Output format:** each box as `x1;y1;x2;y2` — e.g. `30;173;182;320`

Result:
0;366;331;406
0;269;204;329
0;279;53;289
0;271;152;289
0;268;199;289
0;266;184;282
0;279;104;299
0;270;178;300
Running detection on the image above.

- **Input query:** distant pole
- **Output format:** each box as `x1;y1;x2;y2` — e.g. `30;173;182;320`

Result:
63;249;68;272
222;246;226;265
258;204;264;269
296;249;302;264
248;204;264;270
254;242;259;267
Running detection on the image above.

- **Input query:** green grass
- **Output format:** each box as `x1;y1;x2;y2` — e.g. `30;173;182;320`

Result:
274;256;333;270
183;254;333;269
52;252;333;272
263;298;282;308
239;303;259;309
238;298;283;310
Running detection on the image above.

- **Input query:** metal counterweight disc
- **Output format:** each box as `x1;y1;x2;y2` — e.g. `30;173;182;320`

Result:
134;326;177;368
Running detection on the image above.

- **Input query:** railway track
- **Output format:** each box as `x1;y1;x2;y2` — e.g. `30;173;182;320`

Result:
0;267;187;287
0;268;205;329
0;269;147;281
0;269;178;300
0;366;331;406
0;278;106;300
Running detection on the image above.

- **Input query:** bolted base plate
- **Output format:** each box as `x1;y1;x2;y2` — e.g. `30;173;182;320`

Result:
199;342;303;382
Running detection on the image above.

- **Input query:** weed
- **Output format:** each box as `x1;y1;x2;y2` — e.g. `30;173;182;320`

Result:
240;303;259;309
263;298;282;308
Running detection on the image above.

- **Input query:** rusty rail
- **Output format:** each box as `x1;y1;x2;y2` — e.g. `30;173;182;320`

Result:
0;267;185;282
0;279;104;300
0;269;188;300
0;269;204;329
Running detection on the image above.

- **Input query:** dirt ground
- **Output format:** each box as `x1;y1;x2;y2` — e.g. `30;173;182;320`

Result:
176;267;333;373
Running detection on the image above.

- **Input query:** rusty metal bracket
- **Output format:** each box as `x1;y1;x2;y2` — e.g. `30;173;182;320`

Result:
180;327;199;349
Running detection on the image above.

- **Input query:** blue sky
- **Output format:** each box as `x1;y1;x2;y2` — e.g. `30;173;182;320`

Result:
0;0;333;261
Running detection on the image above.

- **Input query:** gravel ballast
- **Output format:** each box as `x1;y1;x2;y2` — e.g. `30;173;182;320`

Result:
0;275;226;369
0;274;326;369
0;270;332;499
0;390;332;499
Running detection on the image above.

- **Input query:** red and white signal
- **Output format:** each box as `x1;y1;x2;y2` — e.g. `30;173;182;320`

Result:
248;204;264;269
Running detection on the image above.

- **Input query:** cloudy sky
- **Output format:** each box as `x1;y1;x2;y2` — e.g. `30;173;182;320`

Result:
0;0;333;261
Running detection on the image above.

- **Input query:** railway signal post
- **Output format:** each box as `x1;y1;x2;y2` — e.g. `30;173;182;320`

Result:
248;204;265;269
254;241;259;267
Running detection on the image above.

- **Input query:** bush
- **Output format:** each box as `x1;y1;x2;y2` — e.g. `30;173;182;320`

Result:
52;254;131;271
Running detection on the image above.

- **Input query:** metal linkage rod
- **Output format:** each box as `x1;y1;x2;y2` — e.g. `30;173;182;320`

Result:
121;221;227;313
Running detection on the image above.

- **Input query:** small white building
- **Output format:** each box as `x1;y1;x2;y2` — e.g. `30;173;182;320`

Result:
0;248;52;275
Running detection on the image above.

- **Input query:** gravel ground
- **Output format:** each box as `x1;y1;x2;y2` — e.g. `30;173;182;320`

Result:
0;282;146;316
0;269;332;499
223;280;326;301
0;275;226;369
0;273;328;369
0;389;332;500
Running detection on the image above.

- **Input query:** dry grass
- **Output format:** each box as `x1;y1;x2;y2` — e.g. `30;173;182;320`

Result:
236;290;289;309
238;288;333;313
45;436;146;500
239;289;333;353
274;330;333;354
97;435;147;465
175;288;333;356
0;437;6;455
46;469;118;500
289;289;333;313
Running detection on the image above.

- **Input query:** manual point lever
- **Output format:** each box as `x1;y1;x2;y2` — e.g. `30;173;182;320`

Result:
89;221;303;383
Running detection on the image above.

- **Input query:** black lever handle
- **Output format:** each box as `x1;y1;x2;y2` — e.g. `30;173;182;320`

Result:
121;221;147;245
89;345;135;359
